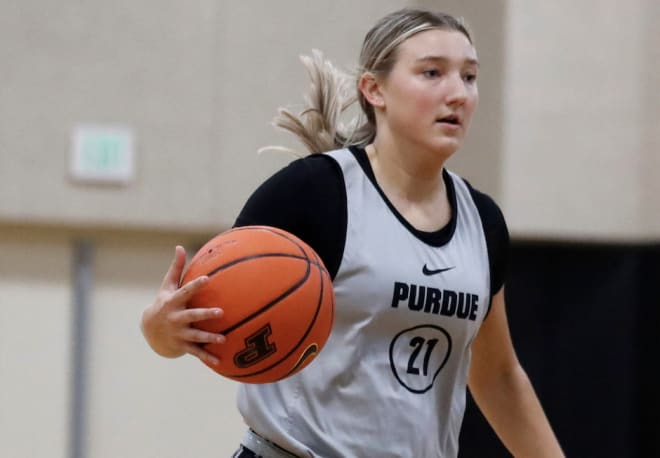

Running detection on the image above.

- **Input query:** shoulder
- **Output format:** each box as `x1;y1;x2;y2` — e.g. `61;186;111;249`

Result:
235;153;343;225
259;152;343;188
234;152;347;279
458;177;508;233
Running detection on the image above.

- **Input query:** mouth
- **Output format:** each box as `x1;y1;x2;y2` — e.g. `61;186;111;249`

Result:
436;114;462;126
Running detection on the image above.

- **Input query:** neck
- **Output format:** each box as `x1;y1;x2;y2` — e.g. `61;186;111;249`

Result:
367;137;447;203
365;140;452;232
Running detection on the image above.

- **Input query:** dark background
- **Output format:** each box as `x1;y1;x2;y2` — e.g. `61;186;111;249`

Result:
459;242;660;457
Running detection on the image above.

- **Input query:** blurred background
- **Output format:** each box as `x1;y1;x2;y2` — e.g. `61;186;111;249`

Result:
1;0;658;457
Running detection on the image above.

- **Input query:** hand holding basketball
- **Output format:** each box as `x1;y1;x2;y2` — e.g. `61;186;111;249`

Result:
140;245;226;365
180;226;335;383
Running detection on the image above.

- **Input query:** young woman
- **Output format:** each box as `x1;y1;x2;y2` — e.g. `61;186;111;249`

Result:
141;8;564;458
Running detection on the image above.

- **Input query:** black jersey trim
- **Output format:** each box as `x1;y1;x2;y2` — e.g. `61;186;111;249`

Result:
348;145;458;247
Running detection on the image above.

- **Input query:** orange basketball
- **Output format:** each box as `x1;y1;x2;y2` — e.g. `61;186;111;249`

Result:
180;225;335;383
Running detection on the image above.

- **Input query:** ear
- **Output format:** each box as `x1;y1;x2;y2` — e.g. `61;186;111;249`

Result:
358;72;385;109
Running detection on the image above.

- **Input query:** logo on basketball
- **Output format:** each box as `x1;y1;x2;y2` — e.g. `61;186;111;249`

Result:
389;325;452;394
233;324;277;368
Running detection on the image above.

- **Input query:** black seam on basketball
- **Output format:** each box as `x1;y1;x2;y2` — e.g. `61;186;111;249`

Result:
227;226;330;276
205;253;309;278
216;255;312;336
223;263;330;380
229;226;307;257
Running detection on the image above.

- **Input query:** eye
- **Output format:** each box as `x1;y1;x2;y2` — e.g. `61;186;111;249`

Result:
463;73;478;84
422;69;441;78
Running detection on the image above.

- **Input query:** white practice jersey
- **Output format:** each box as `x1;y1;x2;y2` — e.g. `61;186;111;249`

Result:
238;147;491;457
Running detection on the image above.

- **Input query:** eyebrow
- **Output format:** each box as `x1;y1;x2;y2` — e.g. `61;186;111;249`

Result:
416;55;480;67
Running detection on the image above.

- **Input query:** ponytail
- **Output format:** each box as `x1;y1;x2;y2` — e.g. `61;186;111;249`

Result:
261;11;472;156
261;50;374;156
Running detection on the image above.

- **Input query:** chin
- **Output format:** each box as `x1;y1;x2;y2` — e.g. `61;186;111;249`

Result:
427;139;461;158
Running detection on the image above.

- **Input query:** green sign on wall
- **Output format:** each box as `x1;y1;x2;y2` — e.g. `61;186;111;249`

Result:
71;126;135;184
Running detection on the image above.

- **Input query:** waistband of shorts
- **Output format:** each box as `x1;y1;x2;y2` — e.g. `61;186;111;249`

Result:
241;429;302;458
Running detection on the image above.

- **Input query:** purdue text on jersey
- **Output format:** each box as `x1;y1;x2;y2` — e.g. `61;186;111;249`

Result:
391;281;480;320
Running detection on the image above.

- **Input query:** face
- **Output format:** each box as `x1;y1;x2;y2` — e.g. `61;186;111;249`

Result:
374;29;479;157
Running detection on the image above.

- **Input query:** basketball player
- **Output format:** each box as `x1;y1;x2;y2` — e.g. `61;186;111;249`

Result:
141;8;564;457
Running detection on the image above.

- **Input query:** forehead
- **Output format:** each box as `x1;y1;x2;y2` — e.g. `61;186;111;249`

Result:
396;29;477;64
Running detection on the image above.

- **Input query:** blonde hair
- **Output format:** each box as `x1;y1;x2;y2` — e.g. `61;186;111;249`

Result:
263;9;472;156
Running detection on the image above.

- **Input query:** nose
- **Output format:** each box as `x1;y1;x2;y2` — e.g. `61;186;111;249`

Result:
445;73;468;106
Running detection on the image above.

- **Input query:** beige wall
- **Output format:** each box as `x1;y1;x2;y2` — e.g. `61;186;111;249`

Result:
0;0;405;232
0;227;245;458
5;0;655;240
0;229;71;458
502;0;659;240
640;0;660;235
0;1;223;232
88;234;244;457
0;0;506;233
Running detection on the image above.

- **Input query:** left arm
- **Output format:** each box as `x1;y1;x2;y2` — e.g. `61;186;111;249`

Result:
468;288;564;457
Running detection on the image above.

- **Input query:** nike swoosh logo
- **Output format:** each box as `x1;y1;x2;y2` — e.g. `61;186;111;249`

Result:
422;264;455;275
285;343;319;377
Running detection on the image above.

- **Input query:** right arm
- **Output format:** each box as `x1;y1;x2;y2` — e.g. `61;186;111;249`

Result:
140;245;226;365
